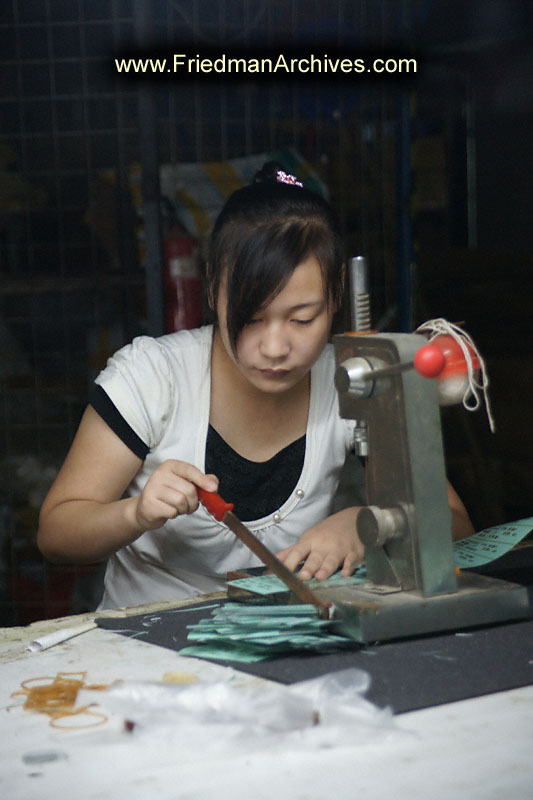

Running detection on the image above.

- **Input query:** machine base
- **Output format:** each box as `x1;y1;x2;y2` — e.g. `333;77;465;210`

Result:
320;572;530;643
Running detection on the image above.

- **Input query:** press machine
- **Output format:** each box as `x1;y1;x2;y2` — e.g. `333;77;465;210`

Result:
314;258;529;642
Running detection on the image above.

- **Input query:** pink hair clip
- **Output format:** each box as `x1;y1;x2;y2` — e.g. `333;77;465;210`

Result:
276;169;303;188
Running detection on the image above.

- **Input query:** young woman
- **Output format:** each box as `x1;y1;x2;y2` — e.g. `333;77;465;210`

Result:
38;163;473;609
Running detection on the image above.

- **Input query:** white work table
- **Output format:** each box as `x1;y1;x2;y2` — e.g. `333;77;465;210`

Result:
1;603;532;800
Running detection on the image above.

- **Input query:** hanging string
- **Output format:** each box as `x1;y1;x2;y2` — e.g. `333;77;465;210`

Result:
415;318;496;433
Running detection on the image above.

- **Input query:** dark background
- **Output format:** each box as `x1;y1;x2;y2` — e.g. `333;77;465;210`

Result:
0;0;531;625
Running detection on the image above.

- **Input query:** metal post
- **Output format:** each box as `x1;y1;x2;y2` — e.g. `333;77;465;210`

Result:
396;0;414;333
397;91;413;332
133;0;165;337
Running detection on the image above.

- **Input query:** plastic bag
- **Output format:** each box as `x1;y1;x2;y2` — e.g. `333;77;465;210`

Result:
97;668;401;754
103;678;316;732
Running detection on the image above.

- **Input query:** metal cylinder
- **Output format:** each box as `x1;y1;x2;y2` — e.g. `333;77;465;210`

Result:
349;256;371;332
357;505;407;548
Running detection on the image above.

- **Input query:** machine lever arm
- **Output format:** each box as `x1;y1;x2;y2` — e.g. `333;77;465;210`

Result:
360;343;446;382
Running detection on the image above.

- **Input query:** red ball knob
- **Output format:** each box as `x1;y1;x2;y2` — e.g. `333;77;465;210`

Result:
413;344;446;378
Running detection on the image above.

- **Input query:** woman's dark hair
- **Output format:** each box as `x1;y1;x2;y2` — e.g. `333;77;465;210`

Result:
206;161;344;353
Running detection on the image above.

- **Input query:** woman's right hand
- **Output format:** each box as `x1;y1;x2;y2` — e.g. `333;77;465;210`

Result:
134;460;219;531
38;406;220;564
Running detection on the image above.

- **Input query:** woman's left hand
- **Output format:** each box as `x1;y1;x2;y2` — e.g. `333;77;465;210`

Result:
276;506;364;581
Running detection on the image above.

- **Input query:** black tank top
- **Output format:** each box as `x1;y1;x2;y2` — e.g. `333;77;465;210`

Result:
205;424;305;521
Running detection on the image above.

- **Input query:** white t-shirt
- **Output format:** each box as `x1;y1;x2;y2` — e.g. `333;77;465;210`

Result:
94;325;354;609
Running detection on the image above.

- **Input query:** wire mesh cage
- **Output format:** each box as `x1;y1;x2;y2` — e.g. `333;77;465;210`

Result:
0;0;410;623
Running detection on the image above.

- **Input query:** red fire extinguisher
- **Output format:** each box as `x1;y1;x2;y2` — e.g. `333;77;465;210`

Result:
164;227;204;332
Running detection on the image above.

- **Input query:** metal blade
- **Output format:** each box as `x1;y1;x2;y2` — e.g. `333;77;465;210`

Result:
222;510;332;619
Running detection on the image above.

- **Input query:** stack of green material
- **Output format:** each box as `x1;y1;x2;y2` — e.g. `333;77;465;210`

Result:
180;603;356;663
228;567;367;597
180;569;367;663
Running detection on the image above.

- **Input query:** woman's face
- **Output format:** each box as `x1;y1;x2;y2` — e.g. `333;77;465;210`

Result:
215;255;333;395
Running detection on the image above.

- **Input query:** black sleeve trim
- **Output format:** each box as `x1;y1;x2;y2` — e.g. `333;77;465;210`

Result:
88;384;150;460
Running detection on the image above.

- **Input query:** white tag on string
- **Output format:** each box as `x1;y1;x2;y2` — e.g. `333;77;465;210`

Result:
415;318;496;433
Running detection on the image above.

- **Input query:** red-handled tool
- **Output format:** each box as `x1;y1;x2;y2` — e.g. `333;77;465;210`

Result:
197;488;333;619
